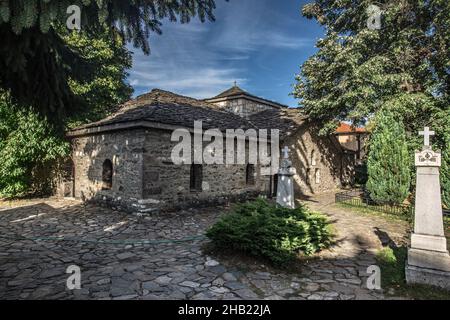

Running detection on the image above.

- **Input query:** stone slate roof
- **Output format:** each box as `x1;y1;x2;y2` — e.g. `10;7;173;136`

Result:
248;108;308;140
211;85;248;99
207;85;289;109
75;89;257;132
72;89;310;142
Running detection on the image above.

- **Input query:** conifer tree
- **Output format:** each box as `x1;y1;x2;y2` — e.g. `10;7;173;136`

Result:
366;110;411;205
0;0;221;121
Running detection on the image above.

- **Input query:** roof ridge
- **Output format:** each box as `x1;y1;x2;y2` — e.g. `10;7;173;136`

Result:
141;88;225;110
207;86;289;109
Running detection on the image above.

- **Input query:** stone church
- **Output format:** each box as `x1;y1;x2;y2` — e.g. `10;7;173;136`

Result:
58;85;353;213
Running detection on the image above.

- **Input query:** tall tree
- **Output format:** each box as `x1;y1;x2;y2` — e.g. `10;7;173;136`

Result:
294;0;449;207
366;110;411;204
0;0;221;121
0;29;133;198
64;29;133;127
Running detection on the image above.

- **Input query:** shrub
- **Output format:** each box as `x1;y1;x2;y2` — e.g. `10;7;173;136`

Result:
206;198;333;265
0;92;69;198
366;110;411;205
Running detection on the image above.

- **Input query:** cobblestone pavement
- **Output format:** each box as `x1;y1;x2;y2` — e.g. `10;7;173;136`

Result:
0;194;410;300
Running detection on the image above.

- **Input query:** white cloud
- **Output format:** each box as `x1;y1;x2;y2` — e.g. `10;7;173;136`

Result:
129;61;247;98
209;0;313;52
126;0;314;99
127;16;249;98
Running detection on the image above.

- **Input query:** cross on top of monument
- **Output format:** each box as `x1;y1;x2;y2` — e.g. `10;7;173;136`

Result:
419;127;435;147
282;146;290;159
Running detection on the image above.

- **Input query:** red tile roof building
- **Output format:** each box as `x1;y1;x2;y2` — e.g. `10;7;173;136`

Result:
335;123;368;162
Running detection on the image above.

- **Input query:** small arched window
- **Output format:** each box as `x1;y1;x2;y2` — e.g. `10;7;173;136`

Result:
62;158;75;197
311;150;317;166
246;164;255;186
272;174;279;197
62;158;75;180
102;159;113;190
190;164;203;191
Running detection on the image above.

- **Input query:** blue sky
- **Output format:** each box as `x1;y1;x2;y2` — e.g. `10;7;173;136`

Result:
127;0;325;107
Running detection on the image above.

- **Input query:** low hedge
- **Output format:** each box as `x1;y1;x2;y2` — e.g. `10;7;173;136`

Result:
206;198;333;265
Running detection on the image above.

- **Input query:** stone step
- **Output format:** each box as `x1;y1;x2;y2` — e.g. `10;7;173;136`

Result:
138;199;161;205
131;203;147;209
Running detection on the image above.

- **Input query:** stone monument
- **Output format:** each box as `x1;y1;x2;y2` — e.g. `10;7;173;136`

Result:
276;146;297;209
406;127;450;290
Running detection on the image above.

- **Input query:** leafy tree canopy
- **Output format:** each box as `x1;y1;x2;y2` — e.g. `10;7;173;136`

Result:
64;29;133;127
294;0;449;206
0;91;69;198
295;0;448;130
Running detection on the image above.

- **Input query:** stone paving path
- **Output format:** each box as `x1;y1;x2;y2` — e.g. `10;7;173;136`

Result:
0;194;410;300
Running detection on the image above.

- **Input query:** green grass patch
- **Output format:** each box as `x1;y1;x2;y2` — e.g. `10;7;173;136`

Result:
339;202;449;247
376;246;450;300
336;202;411;223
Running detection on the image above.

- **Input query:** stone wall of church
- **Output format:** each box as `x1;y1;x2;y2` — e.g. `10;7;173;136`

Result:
283;124;344;196
63;122;348;211
141;128;271;211
67;129;145;211
64;127;271;212
212;98;276;118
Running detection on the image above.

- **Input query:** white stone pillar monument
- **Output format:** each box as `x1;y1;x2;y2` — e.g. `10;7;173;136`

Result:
276;146;297;209
406;127;450;290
